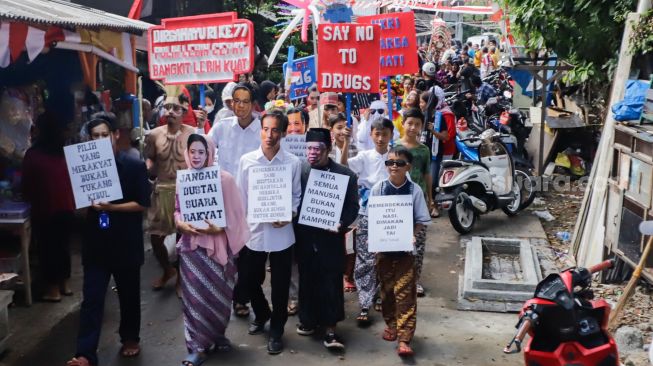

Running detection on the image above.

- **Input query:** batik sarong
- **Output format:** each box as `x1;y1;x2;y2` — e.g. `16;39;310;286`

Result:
179;247;237;353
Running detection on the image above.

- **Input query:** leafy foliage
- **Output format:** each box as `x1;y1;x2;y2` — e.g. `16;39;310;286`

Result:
630;9;653;55
502;0;636;85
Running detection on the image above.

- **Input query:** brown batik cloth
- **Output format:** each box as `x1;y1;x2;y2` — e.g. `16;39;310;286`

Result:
376;253;417;343
147;182;176;236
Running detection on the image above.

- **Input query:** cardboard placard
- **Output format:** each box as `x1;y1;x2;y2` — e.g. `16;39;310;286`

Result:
148;12;254;84
281;134;307;159
283;55;316;100
176;166;226;229
298;169;350;230
368;194;413;252
358;12;419;76
64;138;123;209
317;23;380;93
247;164;293;223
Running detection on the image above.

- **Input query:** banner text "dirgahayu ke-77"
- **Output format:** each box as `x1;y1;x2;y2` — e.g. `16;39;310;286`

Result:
148;12;254;85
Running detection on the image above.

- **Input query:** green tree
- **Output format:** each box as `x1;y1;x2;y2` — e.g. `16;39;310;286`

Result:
503;0;636;85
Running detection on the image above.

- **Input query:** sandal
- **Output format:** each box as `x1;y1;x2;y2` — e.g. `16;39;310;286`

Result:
397;342;414;357
356;309;371;326
287;300;298;316
382;327;397;341
66;357;95;366
152;268;177;291
233;303;250;317
181;352;207;366
343;279;357;292
120;341;140;357
374;298;382;312
430;206;440;218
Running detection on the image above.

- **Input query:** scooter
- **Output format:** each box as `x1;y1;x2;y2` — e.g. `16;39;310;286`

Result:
503;257;619;365
435;129;523;234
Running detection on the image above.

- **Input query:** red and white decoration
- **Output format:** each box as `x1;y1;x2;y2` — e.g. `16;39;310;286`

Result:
0;21;134;69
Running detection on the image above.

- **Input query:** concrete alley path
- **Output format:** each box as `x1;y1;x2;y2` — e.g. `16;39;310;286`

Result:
10;210;546;366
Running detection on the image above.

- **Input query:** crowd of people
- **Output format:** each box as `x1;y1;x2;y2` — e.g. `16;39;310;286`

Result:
21;38;503;366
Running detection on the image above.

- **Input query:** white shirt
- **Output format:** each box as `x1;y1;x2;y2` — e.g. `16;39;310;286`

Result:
348;149;389;190
207;116;261;176
356;116;400;151
236;147;302;252
214;107;234;124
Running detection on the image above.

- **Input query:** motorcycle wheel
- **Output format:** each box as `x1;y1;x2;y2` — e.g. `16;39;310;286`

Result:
514;168;536;210
448;190;476;234
501;181;522;216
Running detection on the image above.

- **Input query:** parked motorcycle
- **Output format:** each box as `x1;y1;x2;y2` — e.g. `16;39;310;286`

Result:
435;129;526;234
503;258;618;366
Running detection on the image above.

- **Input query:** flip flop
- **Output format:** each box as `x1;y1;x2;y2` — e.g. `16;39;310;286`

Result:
120;342;140;357
152;268;177;291
233;303;250;317
66;356;95;366
287;301;298;316
39;296;62;303
382;328;397;341
181;352;207;366
356;309;371;327
343;279;357;292
397;343;414;357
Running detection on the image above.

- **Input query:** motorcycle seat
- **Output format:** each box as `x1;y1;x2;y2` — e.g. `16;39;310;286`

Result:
441;159;488;170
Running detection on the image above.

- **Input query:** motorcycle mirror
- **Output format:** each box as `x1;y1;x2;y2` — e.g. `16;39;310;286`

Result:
639;221;653;235
503;90;512;99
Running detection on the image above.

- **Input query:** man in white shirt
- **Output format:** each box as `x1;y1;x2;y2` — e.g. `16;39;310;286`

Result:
236;110;302;355
207;85;261;176
207;84;261;319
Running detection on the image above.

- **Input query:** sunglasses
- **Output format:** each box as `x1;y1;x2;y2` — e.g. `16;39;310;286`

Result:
163;104;188;113
370;108;385;114
385;159;408;167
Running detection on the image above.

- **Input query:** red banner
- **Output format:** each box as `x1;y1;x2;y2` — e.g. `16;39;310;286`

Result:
148;12;254;85
317;23;380;94
358;11;419;77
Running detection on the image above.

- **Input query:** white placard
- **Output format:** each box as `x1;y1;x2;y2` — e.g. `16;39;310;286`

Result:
368;194;414;252
298;169;349;230
176;165;226;229
247;164;293;223
64;138;123;209
281;134;307;159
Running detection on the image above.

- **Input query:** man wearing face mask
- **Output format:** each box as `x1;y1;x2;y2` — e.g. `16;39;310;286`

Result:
357;100;400;151
144;86;195;291
293;128;359;350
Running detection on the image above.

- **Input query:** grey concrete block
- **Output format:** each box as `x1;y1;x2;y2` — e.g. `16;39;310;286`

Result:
459;236;542;313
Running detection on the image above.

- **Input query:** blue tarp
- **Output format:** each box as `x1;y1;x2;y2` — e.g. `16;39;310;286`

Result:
611;80;650;121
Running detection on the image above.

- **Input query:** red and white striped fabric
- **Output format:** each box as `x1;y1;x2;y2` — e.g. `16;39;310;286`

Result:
0;21;133;68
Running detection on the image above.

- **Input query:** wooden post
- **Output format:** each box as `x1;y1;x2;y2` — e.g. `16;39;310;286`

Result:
572;12;641;264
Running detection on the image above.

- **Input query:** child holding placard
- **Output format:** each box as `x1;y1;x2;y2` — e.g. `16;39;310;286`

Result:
395;108;432;297
370;146;430;357
342;118;393;325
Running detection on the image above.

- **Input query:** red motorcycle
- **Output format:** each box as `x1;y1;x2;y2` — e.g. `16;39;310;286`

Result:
503;259;619;366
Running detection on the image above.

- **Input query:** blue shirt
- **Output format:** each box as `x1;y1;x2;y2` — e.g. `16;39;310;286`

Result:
477;82;497;105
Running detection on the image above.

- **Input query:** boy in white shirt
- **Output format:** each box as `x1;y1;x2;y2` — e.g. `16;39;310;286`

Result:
342;117;394;325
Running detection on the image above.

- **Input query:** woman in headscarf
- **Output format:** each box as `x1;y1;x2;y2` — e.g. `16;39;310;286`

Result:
254;80;278;113
175;134;250;366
